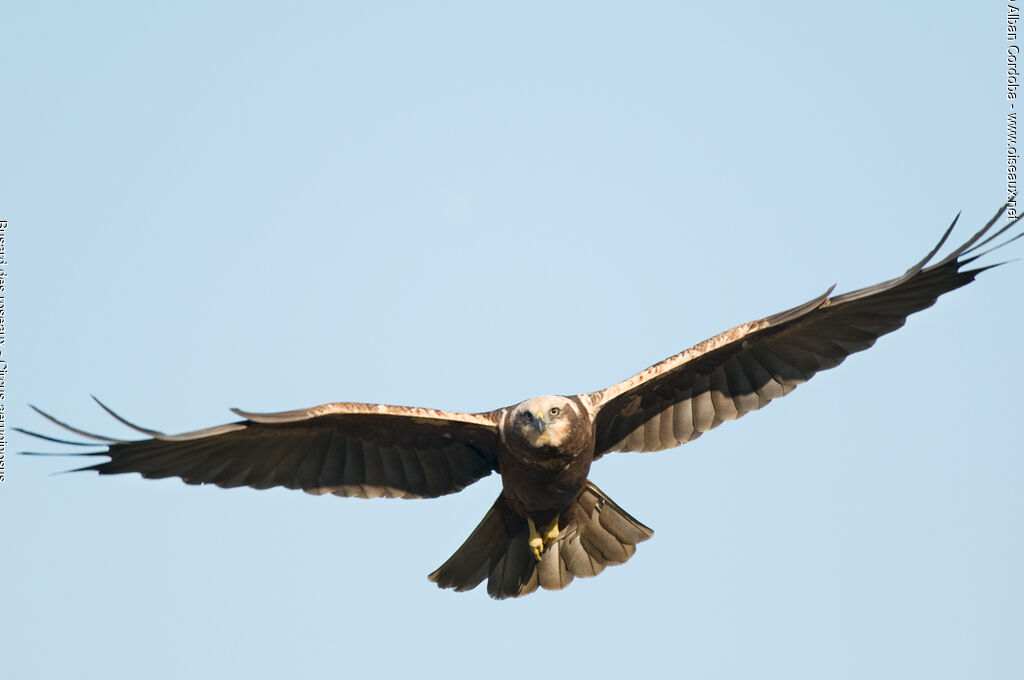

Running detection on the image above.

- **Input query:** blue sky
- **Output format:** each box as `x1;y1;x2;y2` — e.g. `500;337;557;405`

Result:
4;2;1021;678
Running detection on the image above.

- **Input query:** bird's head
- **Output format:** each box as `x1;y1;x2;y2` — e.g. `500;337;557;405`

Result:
509;395;580;449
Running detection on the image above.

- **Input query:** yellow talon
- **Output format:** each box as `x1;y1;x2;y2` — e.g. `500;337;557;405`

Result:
527;516;560;562
542;517;559;545
527;517;544;561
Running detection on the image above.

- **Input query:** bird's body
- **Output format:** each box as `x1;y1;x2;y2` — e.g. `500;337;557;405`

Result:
21;205;1023;598
497;396;593;518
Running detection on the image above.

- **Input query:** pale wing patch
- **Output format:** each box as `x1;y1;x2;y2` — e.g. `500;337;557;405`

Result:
232;402;499;429
581;319;771;415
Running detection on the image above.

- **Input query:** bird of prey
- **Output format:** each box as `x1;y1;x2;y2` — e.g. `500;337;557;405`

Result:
21;205;1022;599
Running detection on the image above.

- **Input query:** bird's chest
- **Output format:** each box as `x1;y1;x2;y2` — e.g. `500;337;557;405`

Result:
497;441;593;516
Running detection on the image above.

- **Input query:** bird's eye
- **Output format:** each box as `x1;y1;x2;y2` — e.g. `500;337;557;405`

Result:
549;407;560;416
522;411;533;420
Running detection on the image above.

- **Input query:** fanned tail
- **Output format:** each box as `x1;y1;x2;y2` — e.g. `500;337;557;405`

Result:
428;480;653;599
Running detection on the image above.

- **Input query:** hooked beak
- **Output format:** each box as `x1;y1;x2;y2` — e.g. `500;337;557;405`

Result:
532;412;547;433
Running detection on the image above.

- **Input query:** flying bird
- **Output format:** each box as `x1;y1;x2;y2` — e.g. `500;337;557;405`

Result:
21;205;1022;599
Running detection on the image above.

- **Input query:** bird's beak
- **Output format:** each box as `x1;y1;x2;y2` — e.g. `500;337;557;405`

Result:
532;412;547;433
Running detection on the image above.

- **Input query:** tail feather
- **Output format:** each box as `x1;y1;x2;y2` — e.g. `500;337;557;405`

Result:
427;500;508;592
428;480;653;599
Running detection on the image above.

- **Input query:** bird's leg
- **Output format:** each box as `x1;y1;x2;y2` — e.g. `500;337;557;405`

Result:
527;517;544;561
527;516;561;562
541;516;560;550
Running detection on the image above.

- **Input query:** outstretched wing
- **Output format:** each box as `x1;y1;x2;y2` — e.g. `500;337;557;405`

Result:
20;399;502;499
583;205;1023;456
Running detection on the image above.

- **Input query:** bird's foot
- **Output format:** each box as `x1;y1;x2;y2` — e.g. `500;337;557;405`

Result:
527;517;544;560
527;516;560;562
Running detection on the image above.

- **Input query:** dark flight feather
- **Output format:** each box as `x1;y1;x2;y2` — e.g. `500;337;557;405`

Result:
585;205;1022;456
25;400;501;499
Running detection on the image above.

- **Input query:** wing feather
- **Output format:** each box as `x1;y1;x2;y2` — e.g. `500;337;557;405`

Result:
586;205;1022;455
22;400;502;499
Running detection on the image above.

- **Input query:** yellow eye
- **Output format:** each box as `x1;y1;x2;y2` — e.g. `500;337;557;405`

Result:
549;406;560;416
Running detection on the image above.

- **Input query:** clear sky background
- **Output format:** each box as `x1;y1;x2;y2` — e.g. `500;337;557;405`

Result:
4;2;1021;678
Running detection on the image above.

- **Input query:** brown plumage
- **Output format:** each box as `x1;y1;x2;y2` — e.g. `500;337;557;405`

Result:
20;205;1022;598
